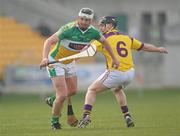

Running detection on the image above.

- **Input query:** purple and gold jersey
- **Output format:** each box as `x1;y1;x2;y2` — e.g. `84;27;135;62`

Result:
93;29;144;71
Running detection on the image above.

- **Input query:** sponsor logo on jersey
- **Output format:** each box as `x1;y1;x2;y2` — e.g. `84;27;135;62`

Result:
69;43;87;50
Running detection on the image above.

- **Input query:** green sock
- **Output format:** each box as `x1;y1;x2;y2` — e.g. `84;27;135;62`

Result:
51;116;59;124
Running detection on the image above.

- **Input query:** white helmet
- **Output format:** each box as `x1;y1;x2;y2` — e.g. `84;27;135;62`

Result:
78;8;94;19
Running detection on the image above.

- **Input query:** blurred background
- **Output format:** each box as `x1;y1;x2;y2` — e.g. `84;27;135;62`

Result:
0;1;180;136
0;0;180;94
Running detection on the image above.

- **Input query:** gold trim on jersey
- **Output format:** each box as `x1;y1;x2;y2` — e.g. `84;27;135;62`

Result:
54;46;79;64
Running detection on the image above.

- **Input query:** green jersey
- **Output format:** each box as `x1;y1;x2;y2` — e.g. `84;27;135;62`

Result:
50;21;101;64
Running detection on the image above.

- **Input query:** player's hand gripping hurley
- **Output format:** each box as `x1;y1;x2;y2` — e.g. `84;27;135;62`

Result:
40;44;97;69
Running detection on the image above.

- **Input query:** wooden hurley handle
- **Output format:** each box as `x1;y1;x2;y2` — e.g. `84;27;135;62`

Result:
39;60;59;69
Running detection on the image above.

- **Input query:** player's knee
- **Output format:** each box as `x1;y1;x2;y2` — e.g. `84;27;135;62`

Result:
68;90;77;96
88;85;97;93
55;84;65;92
56;94;67;103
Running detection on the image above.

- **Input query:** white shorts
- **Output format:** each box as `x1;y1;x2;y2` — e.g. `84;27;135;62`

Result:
97;68;135;89
47;56;77;78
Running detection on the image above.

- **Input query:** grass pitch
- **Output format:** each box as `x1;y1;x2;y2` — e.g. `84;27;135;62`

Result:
0;89;180;136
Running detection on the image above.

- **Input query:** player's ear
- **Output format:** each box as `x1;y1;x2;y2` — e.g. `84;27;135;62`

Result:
90;18;93;23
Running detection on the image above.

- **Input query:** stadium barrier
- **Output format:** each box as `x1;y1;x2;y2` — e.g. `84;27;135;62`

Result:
3;64;105;94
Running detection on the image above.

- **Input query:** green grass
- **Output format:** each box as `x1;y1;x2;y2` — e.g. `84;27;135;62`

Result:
0;89;180;136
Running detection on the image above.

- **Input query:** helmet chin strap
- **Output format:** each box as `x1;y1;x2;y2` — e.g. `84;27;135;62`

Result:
105;24;114;32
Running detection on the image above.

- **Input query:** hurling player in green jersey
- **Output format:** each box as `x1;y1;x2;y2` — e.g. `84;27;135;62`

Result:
40;8;119;130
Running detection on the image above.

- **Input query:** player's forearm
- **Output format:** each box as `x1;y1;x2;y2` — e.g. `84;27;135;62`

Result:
102;40;116;60
143;43;160;52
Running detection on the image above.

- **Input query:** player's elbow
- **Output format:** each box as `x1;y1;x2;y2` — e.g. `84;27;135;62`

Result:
44;38;51;47
45;38;54;46
142;43;150;51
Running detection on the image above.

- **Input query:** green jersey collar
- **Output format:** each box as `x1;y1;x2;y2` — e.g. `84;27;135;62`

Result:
76;24;92;34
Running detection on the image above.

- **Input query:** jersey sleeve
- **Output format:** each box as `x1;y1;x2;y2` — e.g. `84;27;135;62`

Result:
55;26;69;41
131;37;144;51
55;22;75;41
91;40;103;52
